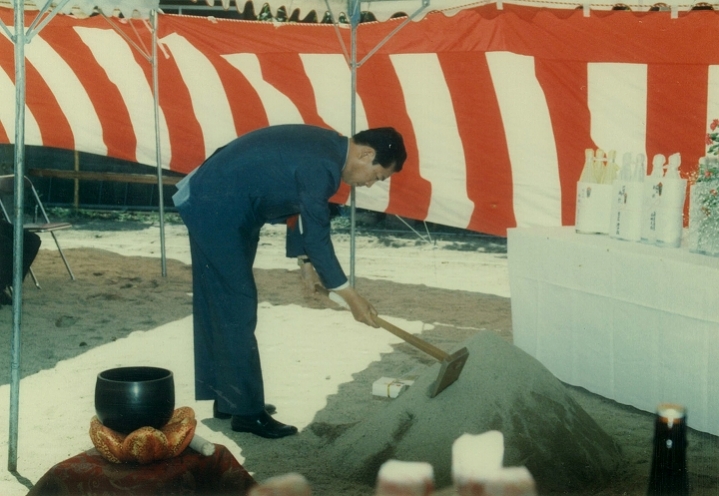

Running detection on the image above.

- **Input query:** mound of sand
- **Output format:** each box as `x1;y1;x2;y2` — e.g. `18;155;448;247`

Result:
319;331;623;493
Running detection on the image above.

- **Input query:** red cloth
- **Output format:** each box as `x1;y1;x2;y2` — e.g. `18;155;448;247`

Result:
27;444;256;496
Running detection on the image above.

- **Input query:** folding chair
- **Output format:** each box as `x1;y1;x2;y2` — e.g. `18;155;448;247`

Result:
0;174;75;288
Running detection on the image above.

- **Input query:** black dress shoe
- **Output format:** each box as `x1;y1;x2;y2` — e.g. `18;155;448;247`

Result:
231;411;298;439
213;400;277;419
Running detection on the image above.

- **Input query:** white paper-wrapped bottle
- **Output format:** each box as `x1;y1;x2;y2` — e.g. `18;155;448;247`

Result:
604;150;619;184
655;153;686;248
633;153;646;182
579;148;594;183
576;148;613;234
641;154;666;244
610;152;643;241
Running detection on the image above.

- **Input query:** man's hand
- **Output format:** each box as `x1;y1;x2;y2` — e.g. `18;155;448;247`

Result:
334;286;379;328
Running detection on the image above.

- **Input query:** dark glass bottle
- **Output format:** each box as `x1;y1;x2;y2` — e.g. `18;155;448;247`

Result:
647;403;689;496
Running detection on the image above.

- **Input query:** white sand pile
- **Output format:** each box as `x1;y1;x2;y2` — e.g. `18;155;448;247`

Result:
319;331;623;493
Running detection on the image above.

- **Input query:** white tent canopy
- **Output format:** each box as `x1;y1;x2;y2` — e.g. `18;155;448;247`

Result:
38;0;157;16
0;0;158;16
181;0;710;22
253;0;470;21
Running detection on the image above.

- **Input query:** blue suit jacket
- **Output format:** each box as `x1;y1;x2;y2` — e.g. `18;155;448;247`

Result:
181;124;349;289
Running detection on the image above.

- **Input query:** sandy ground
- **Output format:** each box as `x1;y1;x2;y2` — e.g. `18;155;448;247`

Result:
0;216;717;495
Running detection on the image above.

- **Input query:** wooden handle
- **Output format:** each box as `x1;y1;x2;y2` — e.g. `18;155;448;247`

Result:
375;316;449;362
316;285;449;362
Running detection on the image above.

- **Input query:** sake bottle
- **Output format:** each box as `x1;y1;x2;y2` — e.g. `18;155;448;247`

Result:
641;154;666;244
620;152;633;181
647;403;689;496
580;148;594;183
604;150;619;184
633;153;646;182
593;149;606;183
655;153;686;247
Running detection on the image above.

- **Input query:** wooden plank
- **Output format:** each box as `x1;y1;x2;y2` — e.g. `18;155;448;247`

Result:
27;168;184;186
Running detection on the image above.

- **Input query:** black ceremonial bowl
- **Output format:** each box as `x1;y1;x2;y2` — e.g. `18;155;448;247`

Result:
95;366;175;434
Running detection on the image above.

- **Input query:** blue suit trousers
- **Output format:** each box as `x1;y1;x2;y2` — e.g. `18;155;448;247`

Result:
180;196;266;416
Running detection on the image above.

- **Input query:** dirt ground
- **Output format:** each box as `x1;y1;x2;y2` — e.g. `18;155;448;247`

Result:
1;221;717;495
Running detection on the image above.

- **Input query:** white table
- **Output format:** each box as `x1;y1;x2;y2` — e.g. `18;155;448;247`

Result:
508;226;719;435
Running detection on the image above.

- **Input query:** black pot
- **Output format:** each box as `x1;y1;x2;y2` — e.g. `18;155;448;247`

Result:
95;366;175;435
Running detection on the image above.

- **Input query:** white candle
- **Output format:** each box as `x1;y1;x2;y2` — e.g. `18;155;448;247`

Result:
452;432;536;496
248;473;312;496
375;459;434;496
452;431;504;484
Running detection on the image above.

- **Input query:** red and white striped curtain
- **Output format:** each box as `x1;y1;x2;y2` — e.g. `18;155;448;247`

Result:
1;5;717;236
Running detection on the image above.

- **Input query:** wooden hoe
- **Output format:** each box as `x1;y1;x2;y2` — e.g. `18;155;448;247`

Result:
317;286;470;397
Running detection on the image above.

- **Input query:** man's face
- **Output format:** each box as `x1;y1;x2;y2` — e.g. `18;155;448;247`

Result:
342;148;395;188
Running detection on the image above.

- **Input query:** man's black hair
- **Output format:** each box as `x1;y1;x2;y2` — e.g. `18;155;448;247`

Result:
352;127;407;172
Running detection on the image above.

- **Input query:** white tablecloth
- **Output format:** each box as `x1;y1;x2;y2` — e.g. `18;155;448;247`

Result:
508;226;719;435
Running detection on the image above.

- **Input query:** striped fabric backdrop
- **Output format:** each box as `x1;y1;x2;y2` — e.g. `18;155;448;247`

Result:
1;5;718;236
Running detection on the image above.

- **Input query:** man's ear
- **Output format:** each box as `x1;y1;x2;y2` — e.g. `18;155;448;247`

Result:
359;146;376;161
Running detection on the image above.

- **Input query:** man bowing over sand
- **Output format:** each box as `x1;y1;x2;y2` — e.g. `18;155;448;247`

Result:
173;124;407;439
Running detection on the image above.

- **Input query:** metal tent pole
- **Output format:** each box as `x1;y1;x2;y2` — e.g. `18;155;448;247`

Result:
349;0;360;287
151;10;167;278
340;0;428;287
99;12;166;276
8;0;26;472
324;0;432;287
4;0;74;472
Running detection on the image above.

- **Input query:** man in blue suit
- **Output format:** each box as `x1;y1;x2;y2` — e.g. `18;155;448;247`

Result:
173;124;407;439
